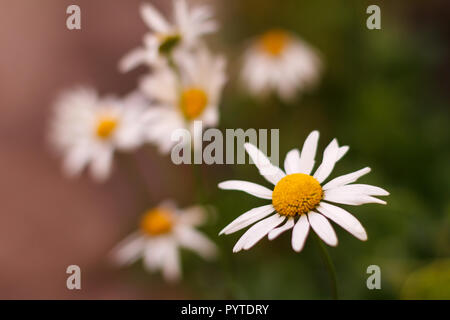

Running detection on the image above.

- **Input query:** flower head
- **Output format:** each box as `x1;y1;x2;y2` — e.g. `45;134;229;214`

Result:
119;0;217;72
140;46;226;153
112;201;217;282
49;87;148;182
241;29;322;102
218;131;389;252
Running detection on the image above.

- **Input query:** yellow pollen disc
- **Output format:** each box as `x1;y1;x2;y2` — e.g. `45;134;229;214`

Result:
260;29;289;56
180;88;208;120
96;115;118;139
272;173;323;217
140;208;174;236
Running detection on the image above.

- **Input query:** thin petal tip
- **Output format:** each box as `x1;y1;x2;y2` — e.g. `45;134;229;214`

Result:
243;142;255;151
139;3;151;13
217;181;229;189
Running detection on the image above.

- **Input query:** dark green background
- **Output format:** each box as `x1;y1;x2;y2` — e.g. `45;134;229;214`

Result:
170;0;449;299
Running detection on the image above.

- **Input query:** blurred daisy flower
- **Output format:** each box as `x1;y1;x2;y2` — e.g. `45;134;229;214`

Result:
112;201;217;282
120;0;217;72
241;29;322;102
49;87;148;182
140;46;226;153
218;130;389;252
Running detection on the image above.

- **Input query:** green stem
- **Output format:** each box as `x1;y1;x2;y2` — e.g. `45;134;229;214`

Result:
168;53;181;80
313;233;339;300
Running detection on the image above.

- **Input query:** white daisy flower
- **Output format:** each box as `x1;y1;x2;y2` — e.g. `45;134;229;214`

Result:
241;29;322;102
140;46;226;153
218;130;389;253
112;201;217;282
50;87;148;182
119;0;217;72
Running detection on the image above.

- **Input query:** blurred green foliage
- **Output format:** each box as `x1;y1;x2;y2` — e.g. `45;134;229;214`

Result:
132;0;449;299
401;259;450;299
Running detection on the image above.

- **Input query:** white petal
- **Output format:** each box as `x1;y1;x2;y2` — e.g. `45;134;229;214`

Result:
324;191;387;205
200;106;219;127
344;184;389;196
233;214;285;252
308;211;338;246
158;199;178;211
284;149;301;174
336;146;349;161
174;0;188;27
191;6;214;22
322;167;371;190
175;226;217;259
268;217;295;240
242;214;286;251
327;184;389;196
244;143;286;185
62;144;90;177
140;71;178;104
90;147;113;182
218;180;273;199
177;206;207;226
142;107;166;122
111;232;145;266
291;214;310;252
317;202;367;241
313;139;339;183
143;238;167;271
115;127;143;151
140;3;170;33
161;242;181;282
219;204;275;235
298;130;320;175
119;48;147;73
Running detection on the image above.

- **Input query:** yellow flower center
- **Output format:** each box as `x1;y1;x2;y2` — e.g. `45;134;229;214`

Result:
140;208;174;236
96;115;118;139
180;88;208;120
272;173;323;217
260;29;289;57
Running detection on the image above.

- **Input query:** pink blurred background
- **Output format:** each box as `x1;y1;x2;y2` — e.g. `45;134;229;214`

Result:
0;0;206;299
